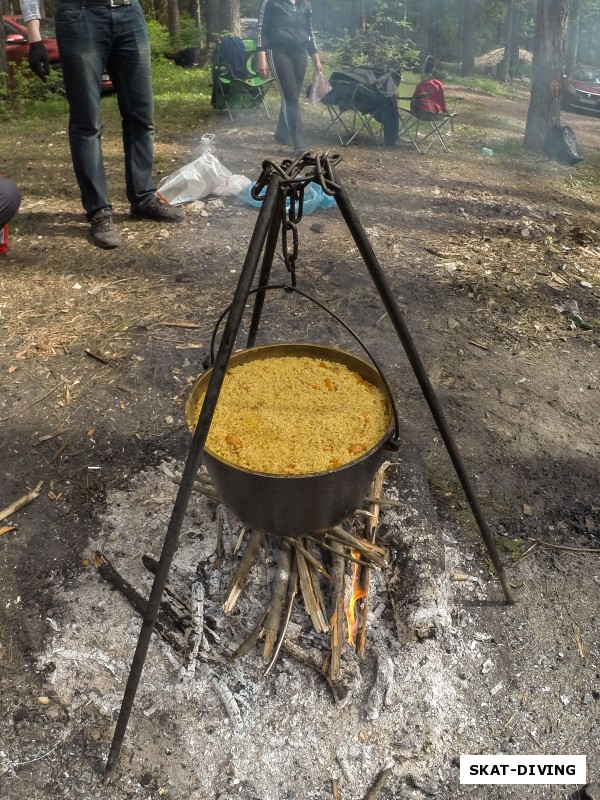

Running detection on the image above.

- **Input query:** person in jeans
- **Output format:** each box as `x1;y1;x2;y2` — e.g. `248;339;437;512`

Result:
20;0;183;249
256;0;322;153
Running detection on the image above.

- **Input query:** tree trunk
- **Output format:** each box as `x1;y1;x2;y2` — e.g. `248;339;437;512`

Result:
497;0;515;82
565;0;580;75
0;23;9;99
461;0;477;76
524;0;570;153
205;0;219;46
509;4;521;76
417;0;433;64
219;0;241;37
353;0;366;33
167;0;180;47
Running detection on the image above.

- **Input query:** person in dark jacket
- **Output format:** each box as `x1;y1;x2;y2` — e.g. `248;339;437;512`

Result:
0;176;21;255
256;0;322;153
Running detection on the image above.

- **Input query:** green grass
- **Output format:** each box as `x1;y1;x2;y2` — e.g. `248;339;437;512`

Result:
447;74;522;99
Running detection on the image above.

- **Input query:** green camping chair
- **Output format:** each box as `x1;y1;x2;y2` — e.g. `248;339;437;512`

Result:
211;36;273;120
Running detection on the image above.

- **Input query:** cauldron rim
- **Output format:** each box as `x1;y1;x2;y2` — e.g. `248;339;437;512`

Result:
185;341;395;478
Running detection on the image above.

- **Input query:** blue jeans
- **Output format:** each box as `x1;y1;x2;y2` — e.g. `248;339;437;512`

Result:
55;0;156;218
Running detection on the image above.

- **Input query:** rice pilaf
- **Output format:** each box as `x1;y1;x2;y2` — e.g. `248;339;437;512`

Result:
193;355;390;475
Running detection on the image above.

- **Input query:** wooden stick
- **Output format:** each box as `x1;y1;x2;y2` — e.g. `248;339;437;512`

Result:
179;572;205;679
228;611;267;664
527;537;600;554
363;767;393;800
93;551;183;654
328;541;346;683
214;505;229;570
308;541;329;632
284;537;331;580
265;554;299;675
313;535;385;570
327;525;387;557
297;545;329;633
0;481;43;523
362;496;404;508
141;554;191;631
223;529;263;613
170;474;218;499
263;540;291;660
356;462;389;656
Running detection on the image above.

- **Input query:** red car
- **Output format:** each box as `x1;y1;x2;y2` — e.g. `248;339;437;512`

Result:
3;14;113;92
562;64;600;113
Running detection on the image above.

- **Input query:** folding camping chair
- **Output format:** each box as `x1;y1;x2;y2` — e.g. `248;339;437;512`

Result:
211;35;273;121
398;78;460;153
321;67;401;147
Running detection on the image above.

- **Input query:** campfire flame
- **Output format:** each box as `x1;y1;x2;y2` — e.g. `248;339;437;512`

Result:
346;557;367;648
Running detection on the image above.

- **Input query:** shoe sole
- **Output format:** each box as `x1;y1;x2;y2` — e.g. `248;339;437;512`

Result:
130;211;184;223
91;238;120;249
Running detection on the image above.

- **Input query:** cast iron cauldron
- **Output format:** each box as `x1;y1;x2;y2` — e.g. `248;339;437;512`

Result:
185;343;399;538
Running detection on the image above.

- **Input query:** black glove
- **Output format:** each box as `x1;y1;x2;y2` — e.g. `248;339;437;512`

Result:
28;40;50;81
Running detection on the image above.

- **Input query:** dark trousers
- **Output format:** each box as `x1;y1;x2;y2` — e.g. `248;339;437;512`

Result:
55;0;156;218
267;48;307;150
0;177;21;228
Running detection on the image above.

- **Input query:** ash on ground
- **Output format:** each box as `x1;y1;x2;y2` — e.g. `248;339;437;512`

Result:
19;455;599;800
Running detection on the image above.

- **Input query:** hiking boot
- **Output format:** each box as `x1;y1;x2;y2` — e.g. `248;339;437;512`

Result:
130;195;184;222
90;209;119;249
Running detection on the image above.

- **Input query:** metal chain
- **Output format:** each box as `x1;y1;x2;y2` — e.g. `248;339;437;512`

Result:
250;152;344;287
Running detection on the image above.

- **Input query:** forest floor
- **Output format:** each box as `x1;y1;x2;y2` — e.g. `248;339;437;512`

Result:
0;81;599;800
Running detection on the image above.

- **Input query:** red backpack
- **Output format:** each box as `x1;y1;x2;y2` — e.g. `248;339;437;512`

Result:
411;79;447;114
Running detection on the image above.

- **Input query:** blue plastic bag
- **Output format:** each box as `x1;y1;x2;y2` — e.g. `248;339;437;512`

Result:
239;181;336;214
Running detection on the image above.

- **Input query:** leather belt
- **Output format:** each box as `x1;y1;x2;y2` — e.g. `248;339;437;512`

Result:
78;0;132;7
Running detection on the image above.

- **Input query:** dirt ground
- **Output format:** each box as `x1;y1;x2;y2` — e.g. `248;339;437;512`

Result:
0;83;599;800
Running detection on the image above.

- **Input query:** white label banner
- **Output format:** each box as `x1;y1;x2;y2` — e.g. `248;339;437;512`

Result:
460;755;586;784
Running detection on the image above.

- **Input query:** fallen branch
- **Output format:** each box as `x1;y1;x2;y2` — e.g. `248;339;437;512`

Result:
528;537;600;554
159;321;202;329
363;767;393;800
179;571;205;679
0;481;43;523
0;385;60;424
93;551;184;654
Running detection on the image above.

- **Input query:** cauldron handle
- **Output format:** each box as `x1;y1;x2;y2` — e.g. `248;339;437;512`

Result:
205;283;402;449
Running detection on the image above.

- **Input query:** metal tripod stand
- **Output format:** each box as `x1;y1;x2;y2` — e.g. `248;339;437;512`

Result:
104;151;514;781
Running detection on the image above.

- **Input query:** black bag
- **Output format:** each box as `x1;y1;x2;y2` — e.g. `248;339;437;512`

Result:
545;124;583;166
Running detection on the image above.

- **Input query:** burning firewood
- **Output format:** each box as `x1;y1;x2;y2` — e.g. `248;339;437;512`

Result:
328;540;346;683
355;462;390;656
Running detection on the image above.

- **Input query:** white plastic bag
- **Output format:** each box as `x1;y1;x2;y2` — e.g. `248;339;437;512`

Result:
309;70;332;106
157;151;232;206
212;174;252;197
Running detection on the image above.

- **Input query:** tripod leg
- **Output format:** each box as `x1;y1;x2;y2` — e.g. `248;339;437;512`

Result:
247;189;285;348
103;174;283;782
331;169;514;605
